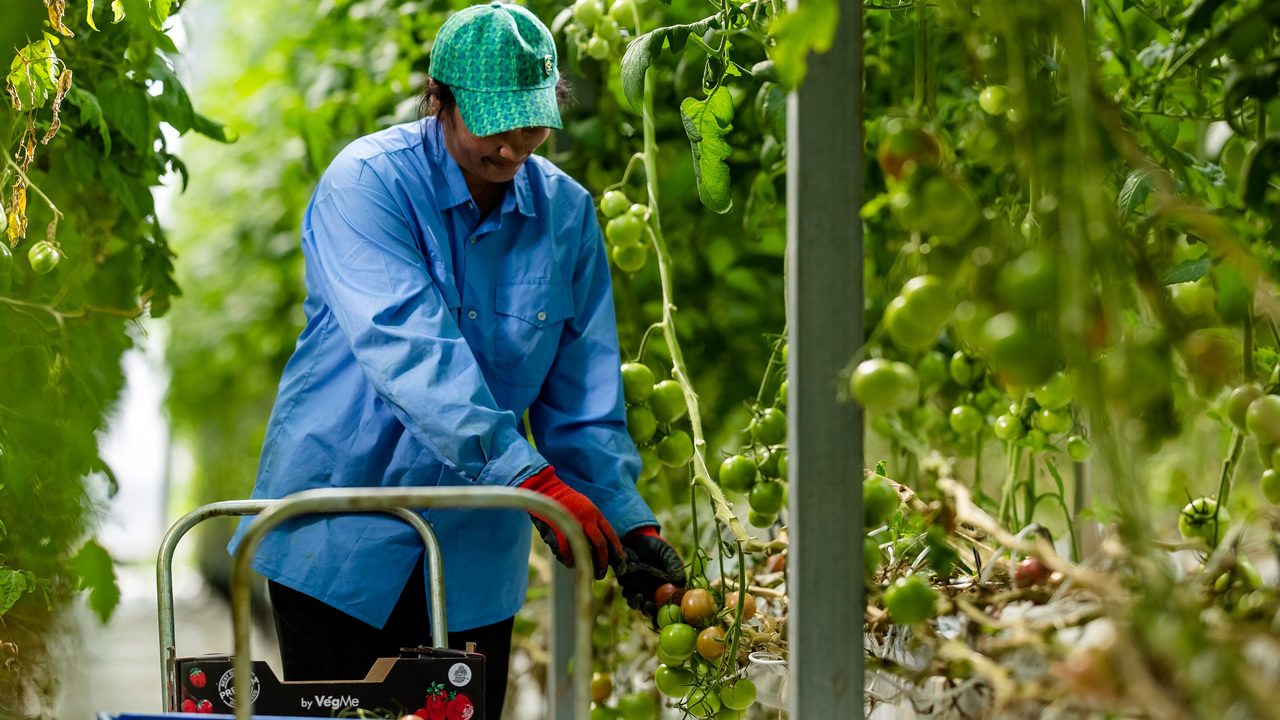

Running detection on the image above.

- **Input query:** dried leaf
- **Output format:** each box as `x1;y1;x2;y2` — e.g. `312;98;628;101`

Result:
44;0;75;36
41;68;72;144
6;182;27;245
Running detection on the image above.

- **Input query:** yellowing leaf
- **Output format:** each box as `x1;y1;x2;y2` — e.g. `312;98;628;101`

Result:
111;0;125;23
43;0;75;36
87;0;99;30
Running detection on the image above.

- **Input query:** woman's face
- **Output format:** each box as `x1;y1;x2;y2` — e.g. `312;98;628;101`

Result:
440;105;551;185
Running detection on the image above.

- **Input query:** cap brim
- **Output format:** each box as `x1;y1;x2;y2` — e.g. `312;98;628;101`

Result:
453;84;563;138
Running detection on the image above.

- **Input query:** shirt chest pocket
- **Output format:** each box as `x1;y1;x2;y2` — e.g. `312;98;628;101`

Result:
492;281;576;386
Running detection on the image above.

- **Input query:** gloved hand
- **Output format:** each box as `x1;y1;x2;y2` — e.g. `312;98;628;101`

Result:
616;526;686;617
521;466;625;580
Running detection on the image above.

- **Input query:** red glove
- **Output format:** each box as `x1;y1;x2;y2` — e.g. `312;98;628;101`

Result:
521;466;625;580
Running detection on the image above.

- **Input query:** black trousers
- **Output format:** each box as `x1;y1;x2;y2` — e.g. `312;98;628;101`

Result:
267;561;514;719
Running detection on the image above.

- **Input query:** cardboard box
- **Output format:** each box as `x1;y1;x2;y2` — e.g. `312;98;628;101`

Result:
173;647;485;719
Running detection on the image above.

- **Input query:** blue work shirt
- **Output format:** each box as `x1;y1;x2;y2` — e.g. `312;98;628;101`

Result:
228;116;656;631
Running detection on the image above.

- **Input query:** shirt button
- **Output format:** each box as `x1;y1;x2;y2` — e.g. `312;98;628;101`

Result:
469;237;478;244
537;311;547;321
468;310;478;320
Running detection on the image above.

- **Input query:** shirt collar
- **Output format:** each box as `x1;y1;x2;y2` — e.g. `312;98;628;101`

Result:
424;116;537;219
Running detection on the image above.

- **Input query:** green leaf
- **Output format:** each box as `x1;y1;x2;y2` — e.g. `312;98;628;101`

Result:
619;17;719;112
147;56;194;133
680;87;735;214
768;0;838;89
1118;169;1154;218
1224;62;1280;136
6;38;59;111
66;87;111;154
1159;257;1212;285
0;568;25;615
192;112;236;143
96;76;152;153
1241;137;1280;211
150;0;174;29
1146;116;1178;148
1181;0;1230;37
756;82;786;140
70;540;119;624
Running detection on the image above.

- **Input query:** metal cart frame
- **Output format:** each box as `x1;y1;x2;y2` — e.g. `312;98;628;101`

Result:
155;486;594;720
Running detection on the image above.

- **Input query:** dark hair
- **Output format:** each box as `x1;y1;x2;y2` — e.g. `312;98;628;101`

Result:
417;77;573;128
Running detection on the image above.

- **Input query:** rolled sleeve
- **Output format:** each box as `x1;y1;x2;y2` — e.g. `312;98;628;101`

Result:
529;205;659;534
305;161;547;487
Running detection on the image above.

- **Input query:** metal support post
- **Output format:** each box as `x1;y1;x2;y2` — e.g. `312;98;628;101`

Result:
785;0;865;715
547;562;577;720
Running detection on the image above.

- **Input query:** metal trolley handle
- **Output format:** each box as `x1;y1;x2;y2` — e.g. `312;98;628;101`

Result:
156;500;449;711
230;486;595;720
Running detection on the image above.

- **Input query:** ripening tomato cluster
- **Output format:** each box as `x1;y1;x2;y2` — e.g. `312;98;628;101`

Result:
643;582;759;719
588;670;662;720
599;190;652;273
0;238;62;291
715;344;788;528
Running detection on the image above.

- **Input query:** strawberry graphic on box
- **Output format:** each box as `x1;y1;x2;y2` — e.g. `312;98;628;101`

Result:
445;692;474;720
412;708;430;720
189;668;207;689
197;699;213;714
424;682;448;720
181;700;196;713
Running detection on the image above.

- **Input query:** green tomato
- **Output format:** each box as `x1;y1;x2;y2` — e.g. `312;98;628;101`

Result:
659;623;698;659
900;275;954;324
982;312;1056;387
28;241;62;275
993;413;1024;441
1034;371;1072;411
658;604;684;628
748;480;785;515
655;665;694;698
747;510;777;528
600;190;631;218
649;380;687;423
949;405;983;435
1272;445;1280;474
573;0;604;26
883;295;938;350
1065;435;1094;462
1227;384;1264;430
883;574;937;625
1261;469;1280;504
1178;497;1230;547
1036;408;1072;435
656;645;685;666
919;175;980;237
595;16;621;42
917;350;949;388
621;362;656;404
657;430;694;468
851;359;919;412
775;449;788;478
864;476;899;528
750;408;787;446
606;213;644;245
777;379;788;407
719;455;758;493
615;692;658;720
949;352;981;387
865;535;883;576
592;705;619;720
1024;428;1048;452
719;679;756;711
686;689;722;717
1169;280;1215;317
638;446;662;481
997;250;1058;311
978;85;1011;115
0;242;11;292
1247;395;1280;445
627;405;657;444
608;0;638;23
756;447;781;478
611;243;647;272
628;203;650;218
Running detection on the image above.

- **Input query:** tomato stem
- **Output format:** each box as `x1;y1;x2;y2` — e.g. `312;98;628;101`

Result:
641;67;754;548
1212;431;1244;545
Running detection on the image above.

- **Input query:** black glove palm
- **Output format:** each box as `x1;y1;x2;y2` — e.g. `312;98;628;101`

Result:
616;529;686;617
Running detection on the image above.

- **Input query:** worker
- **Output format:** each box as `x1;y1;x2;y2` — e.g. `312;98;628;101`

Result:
227;4;685;717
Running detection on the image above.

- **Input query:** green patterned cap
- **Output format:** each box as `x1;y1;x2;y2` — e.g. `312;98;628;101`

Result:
429;2;562;137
